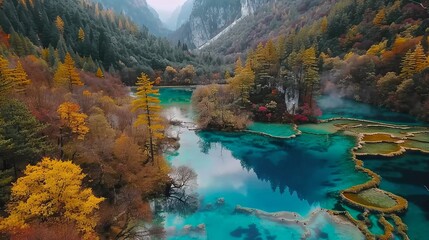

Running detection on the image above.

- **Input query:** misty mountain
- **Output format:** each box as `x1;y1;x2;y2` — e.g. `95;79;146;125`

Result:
164;0;194;31
95;0;171;36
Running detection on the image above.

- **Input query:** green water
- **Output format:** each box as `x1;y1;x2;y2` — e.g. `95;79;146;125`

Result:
159;88;428;240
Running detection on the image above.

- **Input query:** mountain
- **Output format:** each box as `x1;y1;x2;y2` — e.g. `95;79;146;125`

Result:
95;0;170;36
0;0;204;84
170;0;269;49
163;0;194;31
176;0;195;29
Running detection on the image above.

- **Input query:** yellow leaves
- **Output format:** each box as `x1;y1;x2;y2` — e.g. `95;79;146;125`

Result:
414;44;428;72
373;9;386;26
400;44;429;79
0;157;103;239
54;52;83;92
96;67;104;78
13;61;31;93
55;16;65;34
132;73;165;159
228;59;255;105
0;56;14;96
82;90;92;97
366;40;387;56
344;52;355;61
235;57;243;75
321;16;328;33
78;27;85;42
57;102;89;140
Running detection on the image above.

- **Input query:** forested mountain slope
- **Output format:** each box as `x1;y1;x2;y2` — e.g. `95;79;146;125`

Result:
192;0;429;123
0;0;221;84
95;0;171;36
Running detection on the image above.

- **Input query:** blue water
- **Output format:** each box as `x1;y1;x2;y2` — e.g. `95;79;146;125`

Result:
317;95;423;125
361;152;429;240
160;88;428;240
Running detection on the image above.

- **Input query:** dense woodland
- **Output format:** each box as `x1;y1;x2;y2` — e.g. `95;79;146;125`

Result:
0;0;201;239
0;0;230;85
1;0;429;238
193;0;429;129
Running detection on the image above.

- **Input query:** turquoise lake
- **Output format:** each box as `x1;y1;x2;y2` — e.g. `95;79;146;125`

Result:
159;87;429;240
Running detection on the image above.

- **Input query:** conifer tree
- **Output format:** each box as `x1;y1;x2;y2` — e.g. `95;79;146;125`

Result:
132;73;164;163
225;70;231;80
373;9;386;26
400;50;416;79
229;58;255;106
54;52;83;92
96;67;104;78
55;16;65;35
234;57;243;75
13;61;31;93
302;47;319;103
78;27;85;42
0;56;13;96
414;44;428;72
321;16;328;33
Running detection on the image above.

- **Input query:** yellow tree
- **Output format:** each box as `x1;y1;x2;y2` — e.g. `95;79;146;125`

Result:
13;61;31;93
366;40;387;56
225;70;231;80
57;102;89;140
55;16;65;34
373;9;386;26
57;102;89;157
0;56;14;96
302;47;319;103
132;73;164;163
229;58;255;105
78;27;85;42
321;16;328;33
400;49;416;79
54;52;83;92
414;43;428;72
96;67;104;78
0;157;104;239
234;57;243;76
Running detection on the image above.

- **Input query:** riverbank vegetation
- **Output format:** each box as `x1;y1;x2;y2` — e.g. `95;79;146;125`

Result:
192;0;429;128
0;25;199;239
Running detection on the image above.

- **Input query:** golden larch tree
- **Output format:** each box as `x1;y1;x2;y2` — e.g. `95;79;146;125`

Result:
54;52;83;92
57;102;90;140
302;47;319;102
234;57;243;75
321;16;328;33
229;58;255;105
400;49;416;79
13;61;31;93
0;56;14;96
78;27;85;42
96;67;104;78
55;16;65;34
414;44;428;72
132;73;164;163
373;9;386;26
0;157;104;239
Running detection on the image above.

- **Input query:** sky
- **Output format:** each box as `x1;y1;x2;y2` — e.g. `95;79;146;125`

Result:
147;0;187;15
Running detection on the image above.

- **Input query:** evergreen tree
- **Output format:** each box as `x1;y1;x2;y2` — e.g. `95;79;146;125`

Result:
132;73;164;164
0;99;51;178
13;61;31;93
0;56;13;96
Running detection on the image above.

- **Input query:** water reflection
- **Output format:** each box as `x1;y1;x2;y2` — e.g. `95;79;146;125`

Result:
195;131;364;205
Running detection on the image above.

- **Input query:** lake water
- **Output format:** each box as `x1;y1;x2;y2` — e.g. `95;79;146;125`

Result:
159;87;429;240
